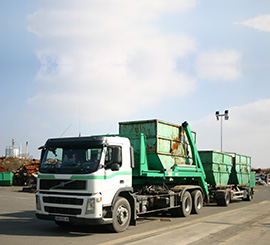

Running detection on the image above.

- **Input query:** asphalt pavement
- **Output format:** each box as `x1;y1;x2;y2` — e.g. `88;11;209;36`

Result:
0;186;269;244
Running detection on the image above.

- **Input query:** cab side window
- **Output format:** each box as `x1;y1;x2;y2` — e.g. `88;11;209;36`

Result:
105;146;122;169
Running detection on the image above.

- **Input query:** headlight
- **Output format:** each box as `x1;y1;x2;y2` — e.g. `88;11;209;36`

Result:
86;198;95;214
36;195;41;210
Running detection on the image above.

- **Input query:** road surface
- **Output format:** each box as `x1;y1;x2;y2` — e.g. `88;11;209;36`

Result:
0;186;269;244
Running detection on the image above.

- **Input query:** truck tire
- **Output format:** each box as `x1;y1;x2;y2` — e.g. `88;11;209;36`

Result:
243;188;252;201
191;190;203;214
217;191;230;206
170;191;192;217
109;197;131;232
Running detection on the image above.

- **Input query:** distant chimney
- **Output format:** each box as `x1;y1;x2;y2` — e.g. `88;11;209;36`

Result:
26;141;29;158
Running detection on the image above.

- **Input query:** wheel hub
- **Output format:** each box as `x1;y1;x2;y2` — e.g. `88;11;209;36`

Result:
117;205;129;225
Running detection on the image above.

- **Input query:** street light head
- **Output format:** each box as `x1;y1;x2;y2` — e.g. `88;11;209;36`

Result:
225;110;229;120
216;110;229;152
215;111;219;120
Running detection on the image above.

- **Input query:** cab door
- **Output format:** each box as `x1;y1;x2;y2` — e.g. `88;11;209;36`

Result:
102;145;132;204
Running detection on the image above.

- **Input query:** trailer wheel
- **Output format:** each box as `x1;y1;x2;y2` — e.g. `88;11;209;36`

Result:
171;191;192;217
109;197;131;233
191;190;203;214
217;191;230;206
243;188;252;201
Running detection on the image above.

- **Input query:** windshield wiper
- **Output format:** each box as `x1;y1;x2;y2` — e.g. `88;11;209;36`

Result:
65;163;79;167
42;168;56;174
72;168;88;174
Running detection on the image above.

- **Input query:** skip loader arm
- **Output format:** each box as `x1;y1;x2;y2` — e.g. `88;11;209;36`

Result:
182;121;209;197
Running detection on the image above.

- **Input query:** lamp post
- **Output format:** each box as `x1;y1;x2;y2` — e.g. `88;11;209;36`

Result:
215;110;229;152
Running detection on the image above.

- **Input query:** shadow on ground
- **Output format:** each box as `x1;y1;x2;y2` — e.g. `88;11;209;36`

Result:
0;210;111;237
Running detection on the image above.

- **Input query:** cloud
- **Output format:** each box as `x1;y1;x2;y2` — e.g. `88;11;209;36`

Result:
27;0;197;122
192;99;270;168
235;15;270;32
195;50;242;81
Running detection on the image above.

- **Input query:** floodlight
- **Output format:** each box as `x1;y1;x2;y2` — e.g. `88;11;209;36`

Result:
215;110;229;152
215;111;219;120
225;110;229;120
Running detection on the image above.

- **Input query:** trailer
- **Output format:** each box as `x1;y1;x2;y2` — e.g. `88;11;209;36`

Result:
35;119;254;232
198;150;255;206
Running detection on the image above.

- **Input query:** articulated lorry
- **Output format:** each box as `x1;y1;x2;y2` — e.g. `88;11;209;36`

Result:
35;119;255;232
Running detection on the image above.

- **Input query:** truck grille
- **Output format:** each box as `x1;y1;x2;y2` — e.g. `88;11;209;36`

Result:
43;196;83;205
45;206;81;215
40;179;86;190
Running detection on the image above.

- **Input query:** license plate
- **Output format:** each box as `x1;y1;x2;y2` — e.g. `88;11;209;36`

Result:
55;216;70;222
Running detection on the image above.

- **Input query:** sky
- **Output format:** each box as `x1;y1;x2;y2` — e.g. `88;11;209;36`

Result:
1;0;270;169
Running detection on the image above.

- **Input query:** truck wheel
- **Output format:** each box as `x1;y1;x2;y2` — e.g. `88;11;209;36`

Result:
180;191;192;216
217;191;230;206
109;197;131;232
171;191;192;217
243;189;252;201
191;190;203;214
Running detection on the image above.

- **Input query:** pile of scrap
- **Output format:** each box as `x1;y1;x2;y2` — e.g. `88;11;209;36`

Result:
0;157;40;190
13;159;40;187
0;165;9;173
0;157;24;172
253;168;270;186
256;174;269;186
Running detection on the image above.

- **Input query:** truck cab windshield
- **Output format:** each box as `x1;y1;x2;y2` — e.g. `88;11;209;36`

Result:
40;146;103;174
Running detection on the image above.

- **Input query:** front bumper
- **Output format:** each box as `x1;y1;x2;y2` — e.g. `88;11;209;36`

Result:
36;192;110;225
36;213;112;225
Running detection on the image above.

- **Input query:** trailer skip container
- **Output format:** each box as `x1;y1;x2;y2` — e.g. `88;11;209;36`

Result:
198;150;233;186
228;153;252;186
35;119;254;232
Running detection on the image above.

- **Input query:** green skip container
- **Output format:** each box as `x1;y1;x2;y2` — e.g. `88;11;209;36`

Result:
228;153;252;186
248;171;256;188
0;172;14;186
119;119;196;171
198;150;233;186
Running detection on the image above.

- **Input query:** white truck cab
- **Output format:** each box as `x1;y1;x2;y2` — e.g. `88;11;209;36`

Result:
36;136;134;232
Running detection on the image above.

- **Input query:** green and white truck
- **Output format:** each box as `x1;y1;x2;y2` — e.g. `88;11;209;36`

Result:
35;119;254;232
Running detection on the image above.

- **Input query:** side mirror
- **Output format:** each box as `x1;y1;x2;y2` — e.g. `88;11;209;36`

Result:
112;147;122;164
111;163;120;171
39;146;46;164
